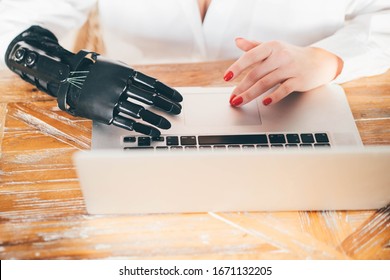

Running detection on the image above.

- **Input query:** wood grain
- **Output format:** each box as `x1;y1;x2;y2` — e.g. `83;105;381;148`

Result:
0;63;389;260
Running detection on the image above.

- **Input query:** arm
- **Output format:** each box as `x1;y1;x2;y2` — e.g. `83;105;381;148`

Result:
312;0;390;83
224;0;390;106
5;26;182;136
0;0;96;69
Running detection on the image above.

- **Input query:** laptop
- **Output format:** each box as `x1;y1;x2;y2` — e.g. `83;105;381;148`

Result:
91;85;363;150
74;85;390;214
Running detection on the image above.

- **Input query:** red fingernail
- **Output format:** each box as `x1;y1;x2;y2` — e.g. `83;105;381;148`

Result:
229;94;236;104
224;71;234;81
263;97;272;106
231;96;243;106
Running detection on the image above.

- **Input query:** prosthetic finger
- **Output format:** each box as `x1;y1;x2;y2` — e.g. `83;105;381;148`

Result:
126;83;182;115
133;71;183;102
112;115;161;137
117;99;171;129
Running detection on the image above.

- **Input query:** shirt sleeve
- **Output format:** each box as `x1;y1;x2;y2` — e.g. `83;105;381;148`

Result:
0;0;96;69
311;0;390;83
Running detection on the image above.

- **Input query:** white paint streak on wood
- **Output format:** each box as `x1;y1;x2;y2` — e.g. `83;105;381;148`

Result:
346;207;390;255
319;211;348;246
0;103;7;155
208;212;349;259
13;149;67;164
0;187;80;195
2;148;76;171
3;178;79;186
5;167;74;174
94;244;112;250
356;117;390;122
12;107;89;149
199;233;210;245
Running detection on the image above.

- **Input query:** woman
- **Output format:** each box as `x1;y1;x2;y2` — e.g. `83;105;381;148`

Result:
0;0;389;106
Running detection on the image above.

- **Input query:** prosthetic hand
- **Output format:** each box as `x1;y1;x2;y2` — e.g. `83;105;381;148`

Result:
5;26;183;137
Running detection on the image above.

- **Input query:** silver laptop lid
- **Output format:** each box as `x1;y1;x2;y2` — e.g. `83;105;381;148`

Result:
74;147;390;214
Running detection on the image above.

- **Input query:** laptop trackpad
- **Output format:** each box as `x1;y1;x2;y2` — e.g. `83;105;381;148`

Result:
183;93;262;127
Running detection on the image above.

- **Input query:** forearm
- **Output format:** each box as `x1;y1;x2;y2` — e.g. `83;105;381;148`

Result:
5;26;75;97
0;0;95;69
311;6;390;83
5;25;182;137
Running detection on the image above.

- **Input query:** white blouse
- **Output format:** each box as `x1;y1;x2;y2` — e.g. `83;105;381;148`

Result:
0;0;389;83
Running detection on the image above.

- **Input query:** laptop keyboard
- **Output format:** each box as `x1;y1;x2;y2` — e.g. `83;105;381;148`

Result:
123;133;331;151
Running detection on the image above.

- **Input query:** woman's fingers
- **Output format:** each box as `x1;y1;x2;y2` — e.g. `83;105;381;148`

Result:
235;37;260;52
225;39;343;106
223;42;272;82
230;55;280;99
231;76;298;107
230;69;288;106
266;78;299;105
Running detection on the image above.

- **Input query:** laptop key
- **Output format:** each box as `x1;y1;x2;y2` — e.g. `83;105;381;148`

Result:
185;146;198;150
152;136;165;142
123;136;136;143
170;146;183;151
300;144;313;148
286;134;300;144
271;144;284;149
286;144;299;148
138;137;151;146
156;146;169;150
124;146;153;150
300;133;315;143
256;144;270;149
228;145;241;150
214;145;226;150
199;145;212;150
269;134;286;144
180;136;197;145
243;145;255;150
166;136;179;146
314;143;331;148
315;133;330;143
198;134;268;145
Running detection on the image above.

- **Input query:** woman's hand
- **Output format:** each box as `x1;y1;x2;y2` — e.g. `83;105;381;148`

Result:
224;38;343;107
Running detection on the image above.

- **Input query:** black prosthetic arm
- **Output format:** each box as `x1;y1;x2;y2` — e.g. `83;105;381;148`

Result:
5;26;183;137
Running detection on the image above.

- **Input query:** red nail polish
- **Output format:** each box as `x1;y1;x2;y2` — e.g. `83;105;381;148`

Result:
224;71;234;81
263;97;272;106
231;96;243;106
229;94;236;104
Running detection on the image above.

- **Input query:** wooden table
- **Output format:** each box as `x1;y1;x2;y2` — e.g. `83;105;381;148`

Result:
0;60;389;260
